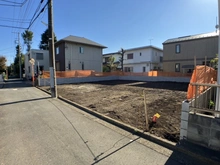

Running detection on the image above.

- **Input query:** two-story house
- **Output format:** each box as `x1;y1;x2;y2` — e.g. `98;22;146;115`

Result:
25;49;49;79
55;35;107;72
103;46;163;72
163;31;218;73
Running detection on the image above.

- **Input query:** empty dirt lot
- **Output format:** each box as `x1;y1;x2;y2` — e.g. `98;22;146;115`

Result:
41;80;188;142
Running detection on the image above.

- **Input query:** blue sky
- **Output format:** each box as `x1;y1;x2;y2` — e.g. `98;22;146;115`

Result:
0;0;218;65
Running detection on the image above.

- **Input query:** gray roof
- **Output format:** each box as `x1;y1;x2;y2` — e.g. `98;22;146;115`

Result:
57;35;107;48
163;31;219;44
103;45;163;56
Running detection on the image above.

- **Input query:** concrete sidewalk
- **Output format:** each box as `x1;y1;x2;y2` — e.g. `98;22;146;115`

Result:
0;82;211;165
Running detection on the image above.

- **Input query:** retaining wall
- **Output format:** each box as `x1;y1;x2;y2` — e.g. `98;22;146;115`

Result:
39;76;190;86
187;113;220;151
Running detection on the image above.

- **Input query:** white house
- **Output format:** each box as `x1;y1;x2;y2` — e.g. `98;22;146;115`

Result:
25;49;49;79
55;35;107;72
103;46;163;72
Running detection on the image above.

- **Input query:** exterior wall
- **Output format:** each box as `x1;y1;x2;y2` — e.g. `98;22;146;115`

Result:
55;42;65;71
56;42;103;72
123;63;151;72
163;36;218;73
25;49;49;79
123;47;163;72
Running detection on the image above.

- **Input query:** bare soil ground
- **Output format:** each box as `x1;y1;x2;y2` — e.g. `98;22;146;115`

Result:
41;80;188;142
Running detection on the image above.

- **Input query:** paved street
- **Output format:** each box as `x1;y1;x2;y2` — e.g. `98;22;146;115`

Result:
0;80;212;165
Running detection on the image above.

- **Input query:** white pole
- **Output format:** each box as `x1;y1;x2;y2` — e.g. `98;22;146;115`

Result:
38;61;40;86
216;0;220;114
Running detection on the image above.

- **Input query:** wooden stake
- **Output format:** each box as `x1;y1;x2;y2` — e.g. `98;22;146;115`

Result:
143;90;149;131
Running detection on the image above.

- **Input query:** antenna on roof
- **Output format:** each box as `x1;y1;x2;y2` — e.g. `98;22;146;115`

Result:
215;16;219;33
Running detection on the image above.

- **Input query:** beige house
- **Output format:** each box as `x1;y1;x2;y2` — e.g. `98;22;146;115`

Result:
55;36;107;72
25;49;49;79
163;31;218;73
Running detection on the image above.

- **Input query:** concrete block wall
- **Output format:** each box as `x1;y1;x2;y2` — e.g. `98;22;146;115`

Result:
119;76;190;83
39;76;190;86
180;100;190;140
187;113;220;151
39;76;119;86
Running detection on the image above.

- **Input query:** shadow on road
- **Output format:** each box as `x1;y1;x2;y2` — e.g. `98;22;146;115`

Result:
91;137;140;165
0;97;51;106
1;79;33;89
165;140;220;165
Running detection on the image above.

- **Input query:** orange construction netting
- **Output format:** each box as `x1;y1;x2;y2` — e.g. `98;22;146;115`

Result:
187;65;217;100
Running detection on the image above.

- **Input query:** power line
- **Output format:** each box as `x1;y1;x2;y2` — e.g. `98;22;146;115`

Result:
0;24;27;29
0;0;28;6
30;0;44;23
27;1;48;29
0;3;20;6
0;16;30;21
0;0;23;4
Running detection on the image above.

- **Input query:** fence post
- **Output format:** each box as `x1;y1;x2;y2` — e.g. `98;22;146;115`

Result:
143;90;149;131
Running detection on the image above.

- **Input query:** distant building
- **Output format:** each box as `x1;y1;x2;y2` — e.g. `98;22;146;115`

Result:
163;31;218;73
25;49;49;79
55;35;107;72
103;46;163;72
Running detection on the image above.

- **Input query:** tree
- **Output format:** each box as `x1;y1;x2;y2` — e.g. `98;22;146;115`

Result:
22;30;33;52
118;48;126;71
211;54;218;70
39;28;57;50
107;56;117;72
0;56;7;73
13;45;25;76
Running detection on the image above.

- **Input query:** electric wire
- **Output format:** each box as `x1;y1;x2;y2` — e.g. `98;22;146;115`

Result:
27;1;48;29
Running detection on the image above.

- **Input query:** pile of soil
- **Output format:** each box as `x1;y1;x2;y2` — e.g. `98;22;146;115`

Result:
41;80;188;142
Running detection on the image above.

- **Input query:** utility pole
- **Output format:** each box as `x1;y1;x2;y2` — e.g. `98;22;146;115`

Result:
216;0;220;115
48;0;57;98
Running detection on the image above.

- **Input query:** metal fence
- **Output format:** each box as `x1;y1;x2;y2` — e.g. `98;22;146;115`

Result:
189;82;220;116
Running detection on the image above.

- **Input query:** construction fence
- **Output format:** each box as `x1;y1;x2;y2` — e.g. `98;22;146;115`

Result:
42;70;192;78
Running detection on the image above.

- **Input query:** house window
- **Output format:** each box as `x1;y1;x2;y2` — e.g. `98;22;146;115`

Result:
79;47;84;54
68;63;71;70
105;57;109;62
56;47;59;55
140;52;142;56
36;53;43;60
127;53;133;59
28;66;30;73
175;63;180;72
28;53;30;60
124;67;133;72
143;67;146;72
160;56;163;62
175;44;180;54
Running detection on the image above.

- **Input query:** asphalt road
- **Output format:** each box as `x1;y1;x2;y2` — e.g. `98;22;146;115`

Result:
0;80;212;165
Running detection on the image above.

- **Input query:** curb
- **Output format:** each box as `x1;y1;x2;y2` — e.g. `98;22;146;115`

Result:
36;86;219;165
